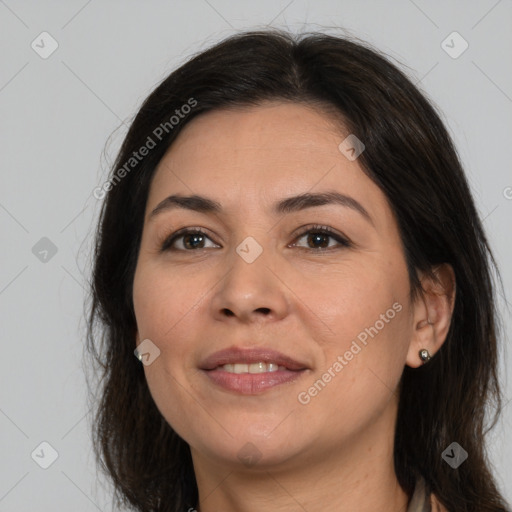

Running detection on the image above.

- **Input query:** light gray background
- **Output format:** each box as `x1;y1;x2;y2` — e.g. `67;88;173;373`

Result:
1;1;511;510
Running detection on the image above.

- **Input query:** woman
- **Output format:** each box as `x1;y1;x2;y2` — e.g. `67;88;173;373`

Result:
86;29;510;511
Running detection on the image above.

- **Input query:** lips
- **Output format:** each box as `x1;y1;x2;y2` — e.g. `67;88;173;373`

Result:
199;346;309;371
199;346;310;394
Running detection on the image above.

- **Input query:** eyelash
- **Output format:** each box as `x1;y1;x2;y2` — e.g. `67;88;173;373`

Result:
159;224;352;253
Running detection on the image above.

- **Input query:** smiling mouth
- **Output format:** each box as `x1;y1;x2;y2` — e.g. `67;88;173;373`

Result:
199;346;309;394
203;362;307;394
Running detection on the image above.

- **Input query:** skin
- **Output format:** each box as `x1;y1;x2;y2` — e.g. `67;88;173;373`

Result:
132;101;456;512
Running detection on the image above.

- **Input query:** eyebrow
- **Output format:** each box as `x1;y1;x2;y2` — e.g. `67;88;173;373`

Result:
149;191;374;226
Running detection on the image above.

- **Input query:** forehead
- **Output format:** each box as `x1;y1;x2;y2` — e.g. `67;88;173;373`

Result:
146;102;391;226
156;101;347;173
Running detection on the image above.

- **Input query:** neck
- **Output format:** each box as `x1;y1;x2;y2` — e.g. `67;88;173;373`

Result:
190;398;409;512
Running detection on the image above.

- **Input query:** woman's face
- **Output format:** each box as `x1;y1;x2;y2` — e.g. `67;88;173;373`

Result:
132;102;418;470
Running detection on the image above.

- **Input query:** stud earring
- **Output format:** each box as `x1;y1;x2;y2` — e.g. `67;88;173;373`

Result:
419;348;432;363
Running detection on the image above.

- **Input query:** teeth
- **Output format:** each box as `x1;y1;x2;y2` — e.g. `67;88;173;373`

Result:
219;362;284;373
249;362;265;373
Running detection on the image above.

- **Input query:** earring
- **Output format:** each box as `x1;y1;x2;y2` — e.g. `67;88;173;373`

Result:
419;348;431;363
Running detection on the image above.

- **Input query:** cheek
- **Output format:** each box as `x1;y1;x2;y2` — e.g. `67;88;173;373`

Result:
299;307;410;439
288;258;405;342
133;266;203;437
133;262;199;344
293;257;411;402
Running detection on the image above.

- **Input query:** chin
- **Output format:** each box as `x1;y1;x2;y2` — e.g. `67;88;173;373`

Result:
190;426;309;471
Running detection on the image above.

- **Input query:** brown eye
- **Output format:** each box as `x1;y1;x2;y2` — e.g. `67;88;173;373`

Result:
292;225;351;251
161;228;218;252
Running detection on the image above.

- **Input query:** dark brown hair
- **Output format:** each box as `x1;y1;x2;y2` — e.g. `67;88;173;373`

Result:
85;29;510;511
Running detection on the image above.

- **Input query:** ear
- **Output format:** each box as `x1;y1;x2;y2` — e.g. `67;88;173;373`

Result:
406;263;456;368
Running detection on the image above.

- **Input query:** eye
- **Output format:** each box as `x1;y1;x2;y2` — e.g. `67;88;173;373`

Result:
291;224;352;251
160;228;218;252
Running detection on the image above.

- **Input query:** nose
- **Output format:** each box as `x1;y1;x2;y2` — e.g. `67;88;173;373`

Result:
209;246;289;324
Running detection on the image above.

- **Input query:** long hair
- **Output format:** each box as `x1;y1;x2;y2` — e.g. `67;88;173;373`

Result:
85;29;510;511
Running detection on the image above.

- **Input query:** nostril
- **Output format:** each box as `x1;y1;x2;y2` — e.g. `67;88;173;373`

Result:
221;307;270;317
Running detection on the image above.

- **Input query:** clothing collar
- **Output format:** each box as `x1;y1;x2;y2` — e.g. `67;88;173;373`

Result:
407;477;431;512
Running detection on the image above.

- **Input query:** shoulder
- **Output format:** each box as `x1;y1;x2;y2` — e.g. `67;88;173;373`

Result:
430;493;449;512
